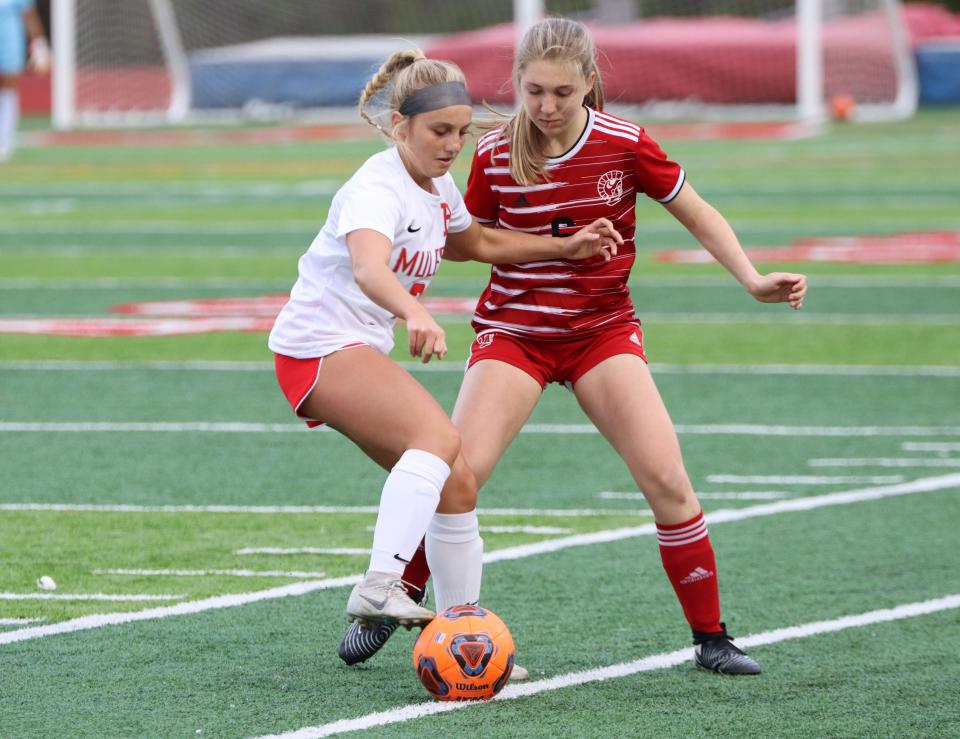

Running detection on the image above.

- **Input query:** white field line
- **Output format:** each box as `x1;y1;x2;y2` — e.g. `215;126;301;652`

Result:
4;473;959;647
903;442;960;452
93;568;327;578
260;593;960;739
808;457;960;468
2;360;960;378
598;491;791;501
236;548;371;557
0;577;360;646
0;618;46;625
706;474;905;484
482;473;960;564
0;503;647;518
481;525;573;535
0;593;185;602
4;421;960;437
363;525;574;535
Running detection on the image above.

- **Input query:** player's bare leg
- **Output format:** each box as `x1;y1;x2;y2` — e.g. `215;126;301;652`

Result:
573;354;760;674
302;346;475;629
449;359;544;681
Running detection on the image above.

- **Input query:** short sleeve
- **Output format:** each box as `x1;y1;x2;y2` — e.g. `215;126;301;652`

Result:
634;129;685;204
464;148;499;223
335;181;403;243
443;182;473;234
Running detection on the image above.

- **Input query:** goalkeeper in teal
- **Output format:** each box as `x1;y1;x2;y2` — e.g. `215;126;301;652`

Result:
0;0;50;161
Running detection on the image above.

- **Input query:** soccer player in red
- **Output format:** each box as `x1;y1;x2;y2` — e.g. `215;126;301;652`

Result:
270;48;619;644
339;19;807;675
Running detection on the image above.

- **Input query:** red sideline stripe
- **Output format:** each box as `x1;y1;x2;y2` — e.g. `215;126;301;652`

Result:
110;296;476;317
656;232;960;264
0;317;276;337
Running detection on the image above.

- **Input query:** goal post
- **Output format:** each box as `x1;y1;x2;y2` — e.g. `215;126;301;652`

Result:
51;0;918;129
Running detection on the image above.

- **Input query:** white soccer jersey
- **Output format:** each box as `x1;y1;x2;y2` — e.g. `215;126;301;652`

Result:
269;146;472;358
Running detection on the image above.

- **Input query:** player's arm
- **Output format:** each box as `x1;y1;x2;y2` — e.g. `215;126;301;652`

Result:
443;218;622;264
23;6;51;73
346;229;446;362
664;183;807;309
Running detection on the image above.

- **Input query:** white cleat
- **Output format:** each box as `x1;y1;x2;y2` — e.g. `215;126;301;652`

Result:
346;570;435;629
510;664;530;681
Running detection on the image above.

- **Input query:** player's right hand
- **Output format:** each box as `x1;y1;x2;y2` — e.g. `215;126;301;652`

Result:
562;218;623;262
405;307;447;363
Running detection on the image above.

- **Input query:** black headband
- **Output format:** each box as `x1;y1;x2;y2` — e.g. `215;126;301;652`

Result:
398;81;472;116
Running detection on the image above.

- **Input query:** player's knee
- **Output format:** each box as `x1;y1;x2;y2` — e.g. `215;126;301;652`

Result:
411;423;462;468
438;456;478;513
643;463;694;508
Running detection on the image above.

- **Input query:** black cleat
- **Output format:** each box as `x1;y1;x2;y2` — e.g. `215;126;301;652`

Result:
338;587;427;666
693;623;761;675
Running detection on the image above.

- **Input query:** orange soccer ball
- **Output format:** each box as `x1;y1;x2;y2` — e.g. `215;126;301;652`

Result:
412;605;515;701
830;93;856;121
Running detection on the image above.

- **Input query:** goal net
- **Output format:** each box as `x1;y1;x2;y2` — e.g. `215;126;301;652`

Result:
51;0;917;128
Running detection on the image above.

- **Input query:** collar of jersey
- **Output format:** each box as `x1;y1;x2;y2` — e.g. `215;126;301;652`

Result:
545;106;594;167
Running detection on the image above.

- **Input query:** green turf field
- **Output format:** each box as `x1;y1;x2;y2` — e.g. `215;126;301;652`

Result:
1;111;959;737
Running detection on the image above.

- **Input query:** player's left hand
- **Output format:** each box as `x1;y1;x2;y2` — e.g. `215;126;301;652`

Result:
562;218;623;262
748;272;807;309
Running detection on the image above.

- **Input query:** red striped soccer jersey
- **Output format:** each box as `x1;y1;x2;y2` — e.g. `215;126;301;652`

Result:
464;107;684;337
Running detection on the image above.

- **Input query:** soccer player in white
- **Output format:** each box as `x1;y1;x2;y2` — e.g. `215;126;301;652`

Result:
269;50;621;631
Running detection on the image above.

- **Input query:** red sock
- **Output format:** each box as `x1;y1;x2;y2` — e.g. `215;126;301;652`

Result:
400;538;431;596
657;511;723;634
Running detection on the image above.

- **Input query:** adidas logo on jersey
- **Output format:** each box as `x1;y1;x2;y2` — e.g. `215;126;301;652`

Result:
680;566;714;584
513;193;530;207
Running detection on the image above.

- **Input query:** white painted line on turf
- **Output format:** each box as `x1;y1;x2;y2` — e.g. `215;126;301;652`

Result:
259;592;960;738
363;525;574;535
0;593;185;601
0;503;647;518
706;474;905;484
235;548;371;557
0;577;360;646
598;491;792;501
9;421;955;437
4;473;958;647
0;618;46;625
93;568;327;578
3;360;960;378
808;457;960;468
903;442;960;452
483;473;960;564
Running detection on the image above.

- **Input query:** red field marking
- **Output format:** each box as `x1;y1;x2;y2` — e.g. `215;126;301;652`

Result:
0;317;276;337
656;231;960;264
111;295;475;318
0;297;476;337
646;122;814;141
29;123;371;149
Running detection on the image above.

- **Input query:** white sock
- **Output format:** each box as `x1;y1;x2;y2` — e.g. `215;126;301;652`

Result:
426;509;483;611
0;89;18;160
368;449;449;576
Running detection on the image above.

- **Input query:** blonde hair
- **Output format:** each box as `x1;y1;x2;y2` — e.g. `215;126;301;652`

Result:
505;18;604;185
358;49;467;142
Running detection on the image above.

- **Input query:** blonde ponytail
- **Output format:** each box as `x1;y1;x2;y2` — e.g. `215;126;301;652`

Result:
358;49;467;142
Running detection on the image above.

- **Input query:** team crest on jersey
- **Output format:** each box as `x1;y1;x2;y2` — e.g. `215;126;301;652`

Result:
597;170;625;205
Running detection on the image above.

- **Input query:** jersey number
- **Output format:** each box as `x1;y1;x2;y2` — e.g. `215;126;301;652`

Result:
551;216;575;238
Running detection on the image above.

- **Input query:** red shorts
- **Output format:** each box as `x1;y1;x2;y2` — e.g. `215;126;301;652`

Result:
466;323;647;390
274;343;365;428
